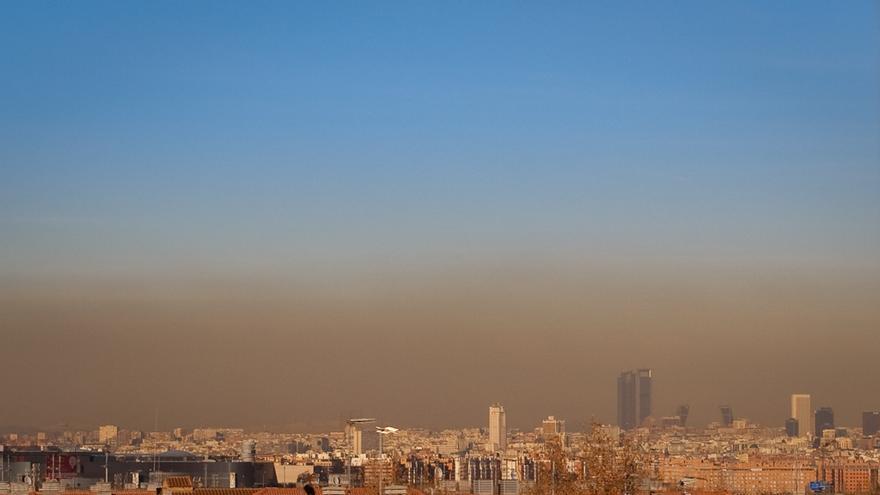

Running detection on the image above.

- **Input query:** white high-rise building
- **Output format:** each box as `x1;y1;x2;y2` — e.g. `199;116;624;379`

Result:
791;394;813;438
488;403;507;452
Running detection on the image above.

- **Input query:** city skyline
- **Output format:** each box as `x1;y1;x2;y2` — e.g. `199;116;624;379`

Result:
3;414;879;495
3;389;877;435
2;3;878;495
2;1;879;436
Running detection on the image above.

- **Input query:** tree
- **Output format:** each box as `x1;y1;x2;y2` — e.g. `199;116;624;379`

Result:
581;423;647;495
529;435;581;495
528;424;648;495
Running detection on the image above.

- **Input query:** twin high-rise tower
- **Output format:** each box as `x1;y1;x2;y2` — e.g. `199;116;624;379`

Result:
617;369;653;430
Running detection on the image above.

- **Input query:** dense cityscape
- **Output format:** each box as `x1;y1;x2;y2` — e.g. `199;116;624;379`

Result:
3;3;878;495
3;370;878;495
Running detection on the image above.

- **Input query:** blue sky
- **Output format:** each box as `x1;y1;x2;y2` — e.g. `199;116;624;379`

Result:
2;1;879;280
2;1;880;431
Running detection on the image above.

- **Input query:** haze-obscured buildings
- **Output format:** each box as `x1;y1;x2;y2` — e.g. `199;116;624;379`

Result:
488;404;506;452
617;368;652;430
816;407;835;439
791;394;812;439
720;406;734;428
863;411;880;437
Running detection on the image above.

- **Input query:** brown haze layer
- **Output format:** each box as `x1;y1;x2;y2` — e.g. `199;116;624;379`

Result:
1;261;878;433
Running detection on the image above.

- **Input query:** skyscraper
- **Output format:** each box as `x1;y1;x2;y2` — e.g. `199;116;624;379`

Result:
617;369;652;430
785;418;799;437
488;403;506;452
815;407;834;438
791;394;813;438
863;411;880;436
719;405;734;427
346;418;378;455
676;404;690;427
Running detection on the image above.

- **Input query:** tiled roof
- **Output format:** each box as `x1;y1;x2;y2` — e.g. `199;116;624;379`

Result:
254;488;322;495
164;477;194;489
191;489;258;495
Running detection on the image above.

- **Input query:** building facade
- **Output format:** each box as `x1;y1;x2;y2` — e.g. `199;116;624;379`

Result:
617;369;652;430
489;404;506;452
541;416;564;439
863;411;880;437
815;407;835;438
791;394;813;439
720;406;734;427
98;425;118;446
785;418;799;437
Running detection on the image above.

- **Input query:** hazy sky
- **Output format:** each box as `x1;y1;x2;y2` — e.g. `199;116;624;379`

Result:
1;1;879;432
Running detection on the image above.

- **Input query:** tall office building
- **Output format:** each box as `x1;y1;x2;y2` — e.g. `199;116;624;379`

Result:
541;416;565;438
617;369;652;430
791;394;813;438
676;404;690;427
488;403;507;451
815;407;834;438
720;405;734;427
346;419;378;455
863;411;880;436
785;418;799;437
